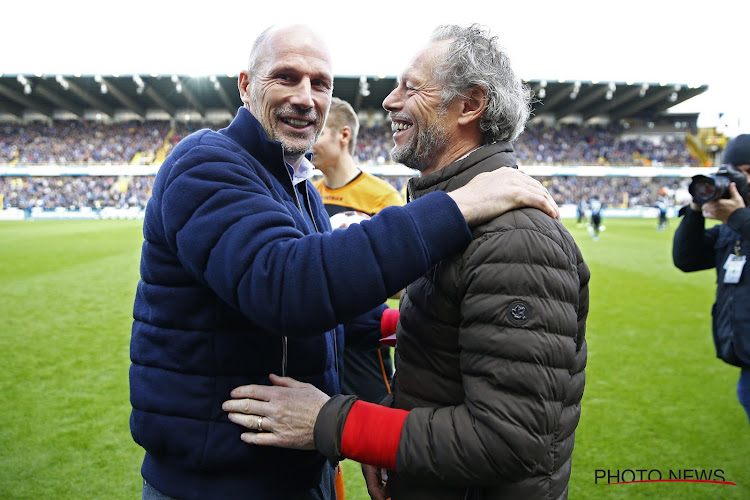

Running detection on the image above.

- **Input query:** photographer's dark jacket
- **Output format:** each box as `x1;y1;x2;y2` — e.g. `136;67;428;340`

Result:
314;143;590;500
673;205;750;367
129;107;473;500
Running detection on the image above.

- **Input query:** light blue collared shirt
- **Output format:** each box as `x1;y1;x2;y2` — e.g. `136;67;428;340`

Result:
287;155;316;186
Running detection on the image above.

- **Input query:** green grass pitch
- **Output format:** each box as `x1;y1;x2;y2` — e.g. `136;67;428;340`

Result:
0;218;747;499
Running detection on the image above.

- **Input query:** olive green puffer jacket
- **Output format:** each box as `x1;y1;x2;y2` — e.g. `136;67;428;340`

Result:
388;143;588;500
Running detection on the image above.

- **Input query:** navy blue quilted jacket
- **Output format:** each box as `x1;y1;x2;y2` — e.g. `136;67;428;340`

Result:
129;107;472;499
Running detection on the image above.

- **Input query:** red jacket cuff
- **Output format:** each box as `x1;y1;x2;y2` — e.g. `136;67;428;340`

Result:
340;400;409;470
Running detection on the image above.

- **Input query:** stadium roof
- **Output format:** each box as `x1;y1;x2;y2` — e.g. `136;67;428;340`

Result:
0;73;708;124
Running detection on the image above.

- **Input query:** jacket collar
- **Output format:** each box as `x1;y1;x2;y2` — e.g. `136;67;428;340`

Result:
408;141;517;201
220;106;314;180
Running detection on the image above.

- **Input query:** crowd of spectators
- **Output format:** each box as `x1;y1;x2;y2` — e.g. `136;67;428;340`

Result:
1;176;152;211
516;124;699;167
353;122;393;165
0;121;171;165
1;120;698;167
0;119;698;212
0;173;687;213
541;175;684;207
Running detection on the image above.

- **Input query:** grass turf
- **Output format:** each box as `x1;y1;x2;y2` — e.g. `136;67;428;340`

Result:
0;218;747;499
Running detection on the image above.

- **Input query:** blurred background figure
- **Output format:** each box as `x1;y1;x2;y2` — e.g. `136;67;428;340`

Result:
589;196;603;241
576;198;589;226
656;198;669;231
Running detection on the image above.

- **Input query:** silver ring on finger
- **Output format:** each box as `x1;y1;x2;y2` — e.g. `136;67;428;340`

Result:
257;415;264;432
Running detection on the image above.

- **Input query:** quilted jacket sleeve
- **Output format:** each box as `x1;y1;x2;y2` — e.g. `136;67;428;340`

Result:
395;209;589;482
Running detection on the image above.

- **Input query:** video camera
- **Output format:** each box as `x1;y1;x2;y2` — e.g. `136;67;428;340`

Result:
688;164;749;205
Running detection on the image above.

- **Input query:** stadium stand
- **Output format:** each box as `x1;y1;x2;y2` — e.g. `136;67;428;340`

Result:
0;120;699;167
0;120;213;165
0;120;712;213
0;75;707;123
0;74;733;218
517;123;700;167
0;172;687;213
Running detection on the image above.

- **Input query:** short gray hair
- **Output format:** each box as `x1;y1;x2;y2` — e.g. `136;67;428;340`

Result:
430;24;531;143
248;27;274;74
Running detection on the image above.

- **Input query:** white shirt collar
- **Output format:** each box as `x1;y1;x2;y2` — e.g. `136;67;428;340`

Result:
286;155;316;186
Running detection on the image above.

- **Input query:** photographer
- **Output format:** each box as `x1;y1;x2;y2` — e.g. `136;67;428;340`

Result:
673;134;750;423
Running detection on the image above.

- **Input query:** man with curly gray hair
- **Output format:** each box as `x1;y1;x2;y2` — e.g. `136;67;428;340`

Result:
224;24;589;500
388;24;531;175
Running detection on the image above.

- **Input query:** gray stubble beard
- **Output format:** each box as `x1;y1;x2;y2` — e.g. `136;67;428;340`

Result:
390;117;448;173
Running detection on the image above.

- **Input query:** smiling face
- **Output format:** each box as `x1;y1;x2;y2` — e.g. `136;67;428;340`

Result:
239;26;333;160
382;40;455;174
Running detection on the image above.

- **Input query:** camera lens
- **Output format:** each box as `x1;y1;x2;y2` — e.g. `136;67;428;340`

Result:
689;175;719;204
692;180;716;204
688;165;749;206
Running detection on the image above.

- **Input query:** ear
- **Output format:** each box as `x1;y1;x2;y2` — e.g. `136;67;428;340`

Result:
339;126;352;148
238;70;252;105
456;86;488;127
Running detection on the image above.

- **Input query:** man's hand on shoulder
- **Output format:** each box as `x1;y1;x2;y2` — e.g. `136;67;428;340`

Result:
448;167;560;225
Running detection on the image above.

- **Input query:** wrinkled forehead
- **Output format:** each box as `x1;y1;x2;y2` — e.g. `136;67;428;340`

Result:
397;40;450;83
